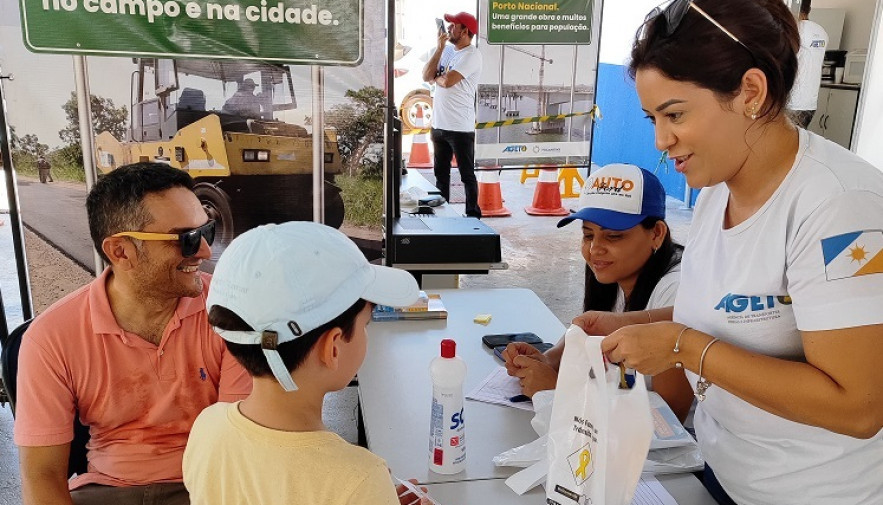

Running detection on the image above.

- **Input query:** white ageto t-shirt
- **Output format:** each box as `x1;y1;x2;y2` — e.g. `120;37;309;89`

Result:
788;20;829;111
613;264;680;311
674;129;883;504
432;44;482;132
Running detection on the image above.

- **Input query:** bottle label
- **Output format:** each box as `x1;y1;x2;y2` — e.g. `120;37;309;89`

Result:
429;388;466;470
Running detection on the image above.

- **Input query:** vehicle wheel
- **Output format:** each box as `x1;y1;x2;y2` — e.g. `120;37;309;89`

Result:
194;183;235;268
400;92;433;131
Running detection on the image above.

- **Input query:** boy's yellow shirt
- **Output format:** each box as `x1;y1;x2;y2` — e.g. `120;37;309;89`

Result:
184;402;400;505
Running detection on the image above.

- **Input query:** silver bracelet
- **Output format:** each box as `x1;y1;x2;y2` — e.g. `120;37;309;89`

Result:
672;325;690;369
695;338;721;401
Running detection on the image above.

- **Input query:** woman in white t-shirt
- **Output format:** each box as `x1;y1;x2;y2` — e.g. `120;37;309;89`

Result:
502;164;693;421
600;1;883;504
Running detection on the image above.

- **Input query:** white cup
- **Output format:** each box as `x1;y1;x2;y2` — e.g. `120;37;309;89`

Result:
835;67;845;84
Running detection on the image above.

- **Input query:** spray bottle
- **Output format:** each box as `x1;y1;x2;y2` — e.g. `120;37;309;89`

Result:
429;338;467;474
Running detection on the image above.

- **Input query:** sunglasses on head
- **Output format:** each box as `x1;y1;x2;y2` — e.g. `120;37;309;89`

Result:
112;220;216;257
641;0;755;60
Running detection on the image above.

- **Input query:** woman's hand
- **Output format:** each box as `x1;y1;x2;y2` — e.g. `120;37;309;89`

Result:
501;341;547;376
601;322;682;376
511;354;558;397
572;311;634;336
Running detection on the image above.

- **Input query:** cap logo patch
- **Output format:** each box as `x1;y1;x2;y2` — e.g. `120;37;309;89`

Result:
589;176;635;194
261;330;279;350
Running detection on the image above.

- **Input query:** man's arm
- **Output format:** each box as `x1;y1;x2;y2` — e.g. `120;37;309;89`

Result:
422;32;448;83
20;445;74;505
435;70;464;89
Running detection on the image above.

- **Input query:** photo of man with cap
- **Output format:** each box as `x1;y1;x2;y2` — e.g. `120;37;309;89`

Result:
222;78;262;119
422;11;483;218
183;221;430;505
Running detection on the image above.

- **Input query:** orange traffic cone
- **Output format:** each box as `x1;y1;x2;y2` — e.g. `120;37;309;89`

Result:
407;106;432;168
478;169;511;217
525;169;569;216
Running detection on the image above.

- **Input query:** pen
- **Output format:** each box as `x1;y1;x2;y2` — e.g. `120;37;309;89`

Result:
509;394;532;403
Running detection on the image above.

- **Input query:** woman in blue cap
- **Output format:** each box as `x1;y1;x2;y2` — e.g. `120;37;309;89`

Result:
503;163;693;421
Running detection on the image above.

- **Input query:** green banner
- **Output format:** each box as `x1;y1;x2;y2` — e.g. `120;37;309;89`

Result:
18;0;363;65
487;0;592;45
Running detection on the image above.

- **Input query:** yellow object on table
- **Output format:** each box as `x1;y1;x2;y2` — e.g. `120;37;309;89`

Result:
473;314;492;325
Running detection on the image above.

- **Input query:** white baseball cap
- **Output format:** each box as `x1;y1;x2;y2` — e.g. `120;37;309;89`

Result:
207;222;420;391
557;163;666;230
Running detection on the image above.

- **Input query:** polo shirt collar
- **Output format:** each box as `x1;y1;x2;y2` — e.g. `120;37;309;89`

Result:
89;268;208;336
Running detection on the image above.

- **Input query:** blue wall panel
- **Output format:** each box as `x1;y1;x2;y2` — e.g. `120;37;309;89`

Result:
591;62;695;205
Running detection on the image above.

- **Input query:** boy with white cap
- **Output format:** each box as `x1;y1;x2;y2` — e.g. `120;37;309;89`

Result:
183;222;429;504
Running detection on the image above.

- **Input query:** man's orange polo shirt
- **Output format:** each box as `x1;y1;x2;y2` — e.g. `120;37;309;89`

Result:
13;269;251;489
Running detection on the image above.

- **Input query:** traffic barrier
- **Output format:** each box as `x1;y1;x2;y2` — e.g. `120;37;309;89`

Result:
477;170;511;217
558;167;584;198
525;169;569;216
407;106;433;168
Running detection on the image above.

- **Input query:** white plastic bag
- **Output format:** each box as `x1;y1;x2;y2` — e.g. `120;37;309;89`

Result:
644;392;704;474
546;325;652;505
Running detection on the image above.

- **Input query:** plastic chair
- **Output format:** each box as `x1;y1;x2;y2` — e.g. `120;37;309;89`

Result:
1;319;90;477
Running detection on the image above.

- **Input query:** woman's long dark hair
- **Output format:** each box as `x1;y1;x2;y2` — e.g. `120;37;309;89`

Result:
628;0;799;121
583;217;683;312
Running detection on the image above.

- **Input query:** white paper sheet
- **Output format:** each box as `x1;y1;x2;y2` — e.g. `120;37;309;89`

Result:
466;366;534;411
631;475;679;505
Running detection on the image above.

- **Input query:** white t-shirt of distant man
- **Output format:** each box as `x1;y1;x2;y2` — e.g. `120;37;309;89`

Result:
788;19;829;111
432;44;482;132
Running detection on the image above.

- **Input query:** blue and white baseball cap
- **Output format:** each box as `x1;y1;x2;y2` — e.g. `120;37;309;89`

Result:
557;164;666;230
207;222;419;392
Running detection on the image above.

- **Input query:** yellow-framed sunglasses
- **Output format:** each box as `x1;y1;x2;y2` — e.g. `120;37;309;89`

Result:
111;220;216;257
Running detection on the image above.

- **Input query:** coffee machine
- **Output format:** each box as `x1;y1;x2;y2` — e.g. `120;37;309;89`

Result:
822;50;847;83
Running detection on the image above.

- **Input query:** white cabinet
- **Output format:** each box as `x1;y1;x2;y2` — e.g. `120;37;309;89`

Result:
809;85;860;149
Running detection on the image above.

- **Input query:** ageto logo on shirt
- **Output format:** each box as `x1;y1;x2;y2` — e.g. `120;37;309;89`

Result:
714;293;792;324
810;39;826;48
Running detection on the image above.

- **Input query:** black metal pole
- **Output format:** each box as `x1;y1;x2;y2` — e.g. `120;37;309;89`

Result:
0;72;35;322
384;0;398;265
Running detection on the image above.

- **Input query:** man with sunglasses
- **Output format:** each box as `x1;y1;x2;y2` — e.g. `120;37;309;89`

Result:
14;162;251;505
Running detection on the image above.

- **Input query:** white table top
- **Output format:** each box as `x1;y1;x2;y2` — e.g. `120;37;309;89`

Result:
359;288;715;503
424;474;714;505
360;288;564;484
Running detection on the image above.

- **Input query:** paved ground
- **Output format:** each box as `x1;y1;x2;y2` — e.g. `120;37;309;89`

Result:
0;167;694;502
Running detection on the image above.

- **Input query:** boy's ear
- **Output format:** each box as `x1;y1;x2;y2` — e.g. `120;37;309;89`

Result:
316;327;345;371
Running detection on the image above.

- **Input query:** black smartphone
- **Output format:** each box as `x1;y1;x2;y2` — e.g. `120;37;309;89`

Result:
482;332;542;349
493;342;553;362
436;18;446;35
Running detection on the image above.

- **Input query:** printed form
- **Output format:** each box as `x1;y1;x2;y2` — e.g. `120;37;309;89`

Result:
466;366;534;412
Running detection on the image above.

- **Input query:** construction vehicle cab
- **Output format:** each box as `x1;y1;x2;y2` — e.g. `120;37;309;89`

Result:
95;58;344;261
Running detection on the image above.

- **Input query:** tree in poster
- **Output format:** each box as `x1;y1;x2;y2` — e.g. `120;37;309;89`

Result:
9;126;49;158
58;92;128;166
321;86;385;179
